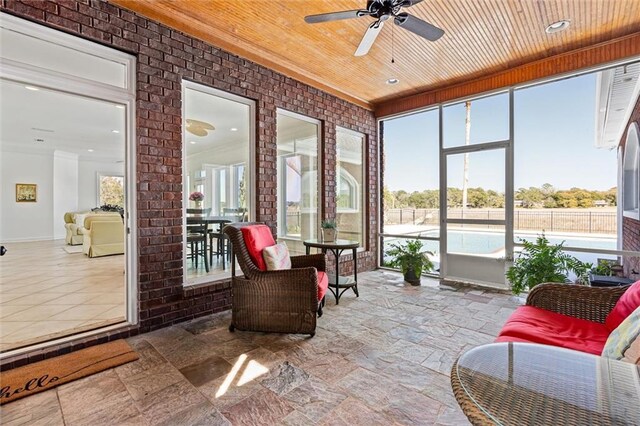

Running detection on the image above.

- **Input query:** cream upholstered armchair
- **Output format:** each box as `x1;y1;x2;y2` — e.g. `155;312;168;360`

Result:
64;211;89;245
80;215;125;258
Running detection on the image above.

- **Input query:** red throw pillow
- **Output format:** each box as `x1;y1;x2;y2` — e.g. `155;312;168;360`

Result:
605;280;640;331
241;225;276;271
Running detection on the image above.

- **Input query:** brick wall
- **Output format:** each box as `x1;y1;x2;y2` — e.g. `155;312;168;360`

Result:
620;92;640;281
0;0;378;369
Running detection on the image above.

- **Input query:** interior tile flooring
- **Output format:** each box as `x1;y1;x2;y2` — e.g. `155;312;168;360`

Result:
1;270;520;425
0;239;126;352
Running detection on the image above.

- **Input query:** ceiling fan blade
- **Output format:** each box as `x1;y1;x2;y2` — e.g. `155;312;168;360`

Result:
355;21;384;57
305;10;366;24
187;127;208;137
394;13;444;41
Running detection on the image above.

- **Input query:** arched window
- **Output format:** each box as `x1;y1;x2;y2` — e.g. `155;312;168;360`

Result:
337;167;360;212
623;122;639;219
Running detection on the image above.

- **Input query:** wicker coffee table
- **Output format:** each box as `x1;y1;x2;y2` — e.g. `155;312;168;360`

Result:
451;342;640;425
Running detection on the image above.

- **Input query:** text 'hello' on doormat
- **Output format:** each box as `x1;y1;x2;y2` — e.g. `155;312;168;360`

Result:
1;339;138;405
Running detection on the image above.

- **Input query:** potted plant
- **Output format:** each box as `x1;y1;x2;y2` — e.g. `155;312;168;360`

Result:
189;191;204;208
321;219;337;242
506;234;590;295
385;239;434;286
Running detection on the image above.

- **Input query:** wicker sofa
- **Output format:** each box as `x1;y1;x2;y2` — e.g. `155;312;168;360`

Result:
495;281;639;355
223;222;328;336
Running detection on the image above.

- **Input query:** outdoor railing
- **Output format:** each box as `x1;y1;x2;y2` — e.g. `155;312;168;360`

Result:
384;208;616;235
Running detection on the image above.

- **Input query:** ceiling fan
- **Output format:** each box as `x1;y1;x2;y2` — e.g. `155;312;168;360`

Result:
186;119;215;137
304;0;444;57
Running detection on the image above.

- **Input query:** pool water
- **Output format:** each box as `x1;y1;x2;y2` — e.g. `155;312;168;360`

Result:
384;229;617;267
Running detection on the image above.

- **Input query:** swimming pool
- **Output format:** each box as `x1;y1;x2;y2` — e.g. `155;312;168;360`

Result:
383;229;617;266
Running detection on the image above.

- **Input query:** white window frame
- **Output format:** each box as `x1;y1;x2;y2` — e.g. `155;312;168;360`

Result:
181;80;256;287
622;122;640;220
276;109;322;240
96;173;125;207
336;127;366;248
0;13;137;356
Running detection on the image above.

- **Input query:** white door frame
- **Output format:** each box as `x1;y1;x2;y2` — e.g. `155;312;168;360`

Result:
438;90;514;288
0;13;138;356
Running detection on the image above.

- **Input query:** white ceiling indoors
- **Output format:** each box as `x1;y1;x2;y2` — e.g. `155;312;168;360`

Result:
0;79;125;162
184;87;250;166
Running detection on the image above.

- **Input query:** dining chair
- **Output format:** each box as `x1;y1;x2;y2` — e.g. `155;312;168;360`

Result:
187;220;209;272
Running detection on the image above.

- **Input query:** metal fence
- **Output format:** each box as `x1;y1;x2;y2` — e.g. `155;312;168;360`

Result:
384;208;617;234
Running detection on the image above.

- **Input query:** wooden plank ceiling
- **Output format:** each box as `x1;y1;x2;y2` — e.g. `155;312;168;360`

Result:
111;0;640;111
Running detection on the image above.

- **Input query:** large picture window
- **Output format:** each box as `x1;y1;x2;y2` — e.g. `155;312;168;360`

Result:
277;110;320;255
183;81;254;285
336;127;365;245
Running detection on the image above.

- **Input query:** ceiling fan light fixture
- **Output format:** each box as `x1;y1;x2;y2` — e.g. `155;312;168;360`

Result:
386;78;400;85
545;20;570;34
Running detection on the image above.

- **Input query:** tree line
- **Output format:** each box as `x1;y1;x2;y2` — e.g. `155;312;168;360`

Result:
384;184;617;209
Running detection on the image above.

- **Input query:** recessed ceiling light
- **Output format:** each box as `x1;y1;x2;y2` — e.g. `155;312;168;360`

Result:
386;78;399;85
230;128;238;132
25;85;39;91
190;141;197;144
112;130;120;134
87;149;94;152
115;104;125;109
545;20;570;34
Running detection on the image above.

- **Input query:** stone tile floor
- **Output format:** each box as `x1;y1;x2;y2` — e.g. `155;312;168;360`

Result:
1;270;521;425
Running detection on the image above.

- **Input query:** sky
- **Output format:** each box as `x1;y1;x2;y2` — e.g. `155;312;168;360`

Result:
383;72;618;193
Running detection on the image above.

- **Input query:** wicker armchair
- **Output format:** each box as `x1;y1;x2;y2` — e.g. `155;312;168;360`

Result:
451;283;631;425
223;222;326;336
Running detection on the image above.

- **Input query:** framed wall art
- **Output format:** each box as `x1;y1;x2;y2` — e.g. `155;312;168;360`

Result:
16;183;37;203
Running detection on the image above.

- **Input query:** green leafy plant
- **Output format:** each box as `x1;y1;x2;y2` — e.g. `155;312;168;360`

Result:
385;239;434;277
321;219;337;229
506;234;589;295
591;259;618;276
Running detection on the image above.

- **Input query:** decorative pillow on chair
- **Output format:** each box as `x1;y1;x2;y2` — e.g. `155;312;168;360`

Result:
262;243;292;271
601;306;640;362
604;280;640;331
74;213;88;228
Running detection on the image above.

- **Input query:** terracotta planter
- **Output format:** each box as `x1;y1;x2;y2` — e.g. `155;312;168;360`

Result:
404;269;421;286
322;228;337;242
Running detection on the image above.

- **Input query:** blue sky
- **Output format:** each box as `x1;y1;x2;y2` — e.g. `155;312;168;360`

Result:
384;72;618;192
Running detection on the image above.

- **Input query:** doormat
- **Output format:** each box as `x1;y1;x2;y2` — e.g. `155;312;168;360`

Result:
0;339;138;405
62;245;83;254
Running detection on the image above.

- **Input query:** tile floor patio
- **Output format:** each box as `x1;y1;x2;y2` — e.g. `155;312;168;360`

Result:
1;270;521;425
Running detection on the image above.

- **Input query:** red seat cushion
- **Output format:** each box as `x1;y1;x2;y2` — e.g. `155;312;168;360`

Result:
241;225;276;271
496;305;610;355
605;280;640;331
317;271;329;301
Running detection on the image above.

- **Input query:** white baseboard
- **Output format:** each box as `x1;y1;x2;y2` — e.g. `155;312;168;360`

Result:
2;236;58;243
